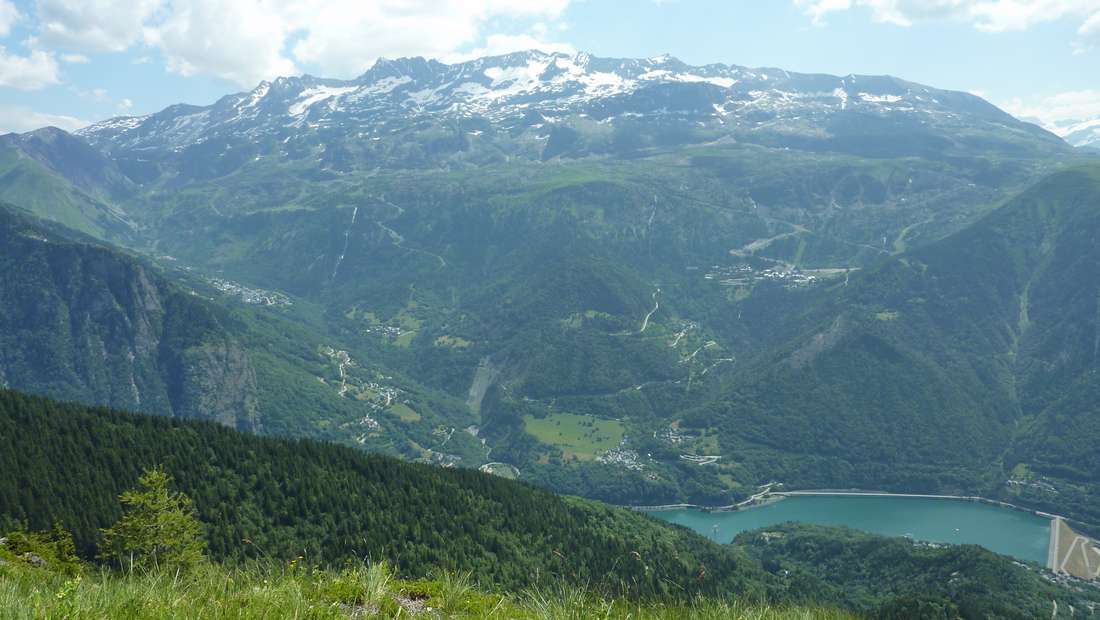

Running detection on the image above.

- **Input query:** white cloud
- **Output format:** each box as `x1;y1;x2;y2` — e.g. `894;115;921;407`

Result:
444;28;576;63
289;0;571;79
1002;90;1100;130
60;52;88;63
68;85;136;116
0;0;19;37
0;104;88;133
798;0;857;25
795;0;1100;34
144;0;298;86
26;0;574;87
37;0;162;52
1077;8;1100;48
0;46;60;90
1081;7;1100;34
71;86;110;102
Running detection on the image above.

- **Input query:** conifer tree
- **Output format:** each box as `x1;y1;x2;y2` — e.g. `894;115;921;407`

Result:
99;467;206;572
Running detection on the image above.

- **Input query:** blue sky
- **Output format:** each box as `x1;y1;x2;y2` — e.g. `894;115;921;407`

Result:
0;0;1097;134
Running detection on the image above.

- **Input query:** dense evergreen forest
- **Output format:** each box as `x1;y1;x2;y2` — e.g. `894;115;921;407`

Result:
0;389;769;597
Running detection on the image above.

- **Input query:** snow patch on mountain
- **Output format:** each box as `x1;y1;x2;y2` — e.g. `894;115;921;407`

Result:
859;93;903;104
833;88;849;110
579;71;630;95
289;86;358;116
484;58;550;88
93;116;149;132
242;82;271;109
670;73;736;88
349;76;411;99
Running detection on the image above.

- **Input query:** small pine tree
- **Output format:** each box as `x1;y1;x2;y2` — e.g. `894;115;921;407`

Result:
99;467;206;572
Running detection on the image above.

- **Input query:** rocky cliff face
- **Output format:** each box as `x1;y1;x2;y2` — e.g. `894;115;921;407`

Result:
0;205;258;430
171;339;260;430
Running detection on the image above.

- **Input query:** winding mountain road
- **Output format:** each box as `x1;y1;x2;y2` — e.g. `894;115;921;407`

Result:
369;196;447;268
639;288;661;333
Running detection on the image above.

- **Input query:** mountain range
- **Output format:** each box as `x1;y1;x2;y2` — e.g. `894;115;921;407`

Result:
74;50;1067;181
0;50;1098;533
1019;113;1100;151
66;50;1064;183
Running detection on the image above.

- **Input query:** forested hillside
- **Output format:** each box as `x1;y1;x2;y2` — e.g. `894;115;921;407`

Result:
686;166;1100;527
0;389;768;597
737;524;1100;617
0;202;490;463
0;205;259;429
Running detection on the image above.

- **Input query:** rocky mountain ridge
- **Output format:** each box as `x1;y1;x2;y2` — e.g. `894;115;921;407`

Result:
74;50;1068;180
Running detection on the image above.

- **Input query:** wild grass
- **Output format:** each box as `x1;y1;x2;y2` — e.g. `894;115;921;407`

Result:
0;559;856;619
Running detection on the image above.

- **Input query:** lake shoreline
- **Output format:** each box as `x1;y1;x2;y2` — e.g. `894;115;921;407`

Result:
633;487;1068;565
778;490;1060;520
631;495;784;513
644;492;1056;565
630;488;1060;522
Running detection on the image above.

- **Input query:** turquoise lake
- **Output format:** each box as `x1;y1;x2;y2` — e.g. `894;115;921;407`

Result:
649;495;1051;564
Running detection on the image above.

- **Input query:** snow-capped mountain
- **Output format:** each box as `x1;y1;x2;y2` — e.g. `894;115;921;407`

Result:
1018;113;1100;151
1052;118;1100;150
76;50;1068;177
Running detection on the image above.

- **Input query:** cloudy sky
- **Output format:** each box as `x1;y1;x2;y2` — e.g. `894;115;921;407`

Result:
0;0;1096;133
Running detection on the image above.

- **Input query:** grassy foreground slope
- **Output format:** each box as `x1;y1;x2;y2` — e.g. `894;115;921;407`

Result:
0;560;851;620
0;389;768;598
